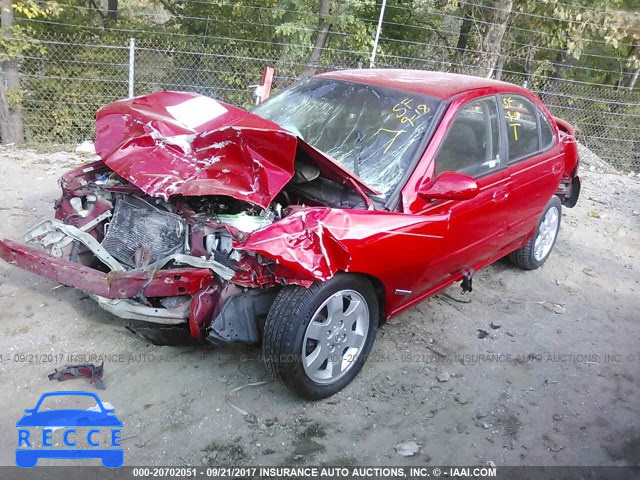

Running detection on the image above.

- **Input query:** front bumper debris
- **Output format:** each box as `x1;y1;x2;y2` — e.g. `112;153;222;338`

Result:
0;239;214;300
91;296;189;324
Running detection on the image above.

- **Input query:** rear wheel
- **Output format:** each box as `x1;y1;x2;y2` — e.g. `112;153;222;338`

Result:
262;274;378;399
509;196;562;270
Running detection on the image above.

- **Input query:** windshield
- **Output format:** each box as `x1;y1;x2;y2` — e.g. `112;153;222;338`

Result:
252;78;442;197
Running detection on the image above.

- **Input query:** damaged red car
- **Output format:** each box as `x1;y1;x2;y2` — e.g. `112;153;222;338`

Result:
0;70;581;399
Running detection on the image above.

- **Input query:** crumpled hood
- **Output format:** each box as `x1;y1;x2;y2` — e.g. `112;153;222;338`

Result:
94;91;376;209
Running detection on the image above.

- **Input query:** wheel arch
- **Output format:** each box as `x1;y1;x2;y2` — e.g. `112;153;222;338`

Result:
340;271;387;325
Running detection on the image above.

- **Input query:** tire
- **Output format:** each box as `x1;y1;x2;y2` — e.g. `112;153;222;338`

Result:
262;273;378;400
509;196;562;270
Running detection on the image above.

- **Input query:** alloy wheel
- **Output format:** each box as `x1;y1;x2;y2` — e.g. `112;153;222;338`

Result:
302;289;370;384
534;206;560;261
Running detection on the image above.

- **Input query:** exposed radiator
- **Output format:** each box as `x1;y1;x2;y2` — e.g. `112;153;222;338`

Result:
101;195;186;269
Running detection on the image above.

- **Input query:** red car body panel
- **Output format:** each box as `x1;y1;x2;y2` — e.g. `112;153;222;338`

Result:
95;91;376;209
0;239;213;298
0;70;581;340
238;207;453;315
317;69;522;101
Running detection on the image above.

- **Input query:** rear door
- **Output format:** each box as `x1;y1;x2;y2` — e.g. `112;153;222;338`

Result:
498;94;565;246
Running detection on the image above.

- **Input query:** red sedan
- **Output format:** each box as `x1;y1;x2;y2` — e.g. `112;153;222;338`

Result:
0;70;580;399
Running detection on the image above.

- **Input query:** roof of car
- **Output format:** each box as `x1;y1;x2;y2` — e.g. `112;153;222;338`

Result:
316;69;526;100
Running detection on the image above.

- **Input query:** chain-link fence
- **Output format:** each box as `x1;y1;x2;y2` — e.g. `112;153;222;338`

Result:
13;32;640;171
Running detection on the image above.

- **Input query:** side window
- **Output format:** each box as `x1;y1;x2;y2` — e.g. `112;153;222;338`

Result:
539;111;555;149
434;97;501;178
500;95;543;161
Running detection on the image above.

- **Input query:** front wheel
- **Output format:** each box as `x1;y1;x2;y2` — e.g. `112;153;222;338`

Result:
262;274;378;400
509;196;562;270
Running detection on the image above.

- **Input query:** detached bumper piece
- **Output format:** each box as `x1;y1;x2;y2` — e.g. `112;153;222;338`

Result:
0;239;212;324
48;362;106;390
0;236;273;344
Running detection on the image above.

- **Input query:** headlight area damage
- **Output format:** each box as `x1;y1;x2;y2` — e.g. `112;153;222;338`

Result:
0;91;382;344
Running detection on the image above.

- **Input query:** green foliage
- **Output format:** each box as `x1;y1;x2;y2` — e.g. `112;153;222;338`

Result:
6;86;23;107
6;0;639;170
0;1;59;61
13;0;640;86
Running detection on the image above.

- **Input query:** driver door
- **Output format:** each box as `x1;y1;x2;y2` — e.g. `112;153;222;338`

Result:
412;96;511;294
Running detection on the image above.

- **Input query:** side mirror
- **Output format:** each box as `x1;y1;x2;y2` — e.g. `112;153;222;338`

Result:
418;171;479;201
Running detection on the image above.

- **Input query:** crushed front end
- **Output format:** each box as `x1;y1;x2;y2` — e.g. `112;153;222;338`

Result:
0;91;375;344
0;161;285;343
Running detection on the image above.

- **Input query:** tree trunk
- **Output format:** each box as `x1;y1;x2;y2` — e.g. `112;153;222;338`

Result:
627;66;640;90
107;0;118;22
493;55;505;80
540;46;574;107
301;24;331;78
301;0;340;79
552;47;574;80
619;44;639;90
478;0;513;77
522;42;535;87
455;11;473;54
452;9;473;74
1;0;24;144
276;36;291;69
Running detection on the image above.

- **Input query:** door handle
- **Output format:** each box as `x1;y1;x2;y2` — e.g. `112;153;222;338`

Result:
493;188;509;203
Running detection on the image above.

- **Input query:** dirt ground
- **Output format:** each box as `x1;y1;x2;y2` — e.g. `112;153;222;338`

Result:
0;145;638;468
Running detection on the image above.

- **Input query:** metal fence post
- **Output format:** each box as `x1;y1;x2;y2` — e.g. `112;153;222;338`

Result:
369;0;387;68
128;38;136;98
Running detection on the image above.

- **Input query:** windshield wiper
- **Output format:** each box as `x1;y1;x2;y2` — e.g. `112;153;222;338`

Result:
347;177;374;211
353;130;364;177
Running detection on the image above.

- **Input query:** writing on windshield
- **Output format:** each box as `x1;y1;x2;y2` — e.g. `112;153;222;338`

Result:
253;78;441;197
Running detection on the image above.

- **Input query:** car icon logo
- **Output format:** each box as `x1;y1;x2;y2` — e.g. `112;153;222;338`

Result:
16;391;123;468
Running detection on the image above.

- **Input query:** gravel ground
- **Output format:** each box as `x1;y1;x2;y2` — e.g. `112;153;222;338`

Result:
0;145;638;468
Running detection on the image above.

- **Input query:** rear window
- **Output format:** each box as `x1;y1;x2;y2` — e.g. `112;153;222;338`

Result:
539;111;555;149
500;94;555;162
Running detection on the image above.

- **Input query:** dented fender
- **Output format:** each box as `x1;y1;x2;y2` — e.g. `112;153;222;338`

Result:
238;207;451;315
237;209;350;282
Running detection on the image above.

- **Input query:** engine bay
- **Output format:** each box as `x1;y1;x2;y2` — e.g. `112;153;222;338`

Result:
28;153;370;280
